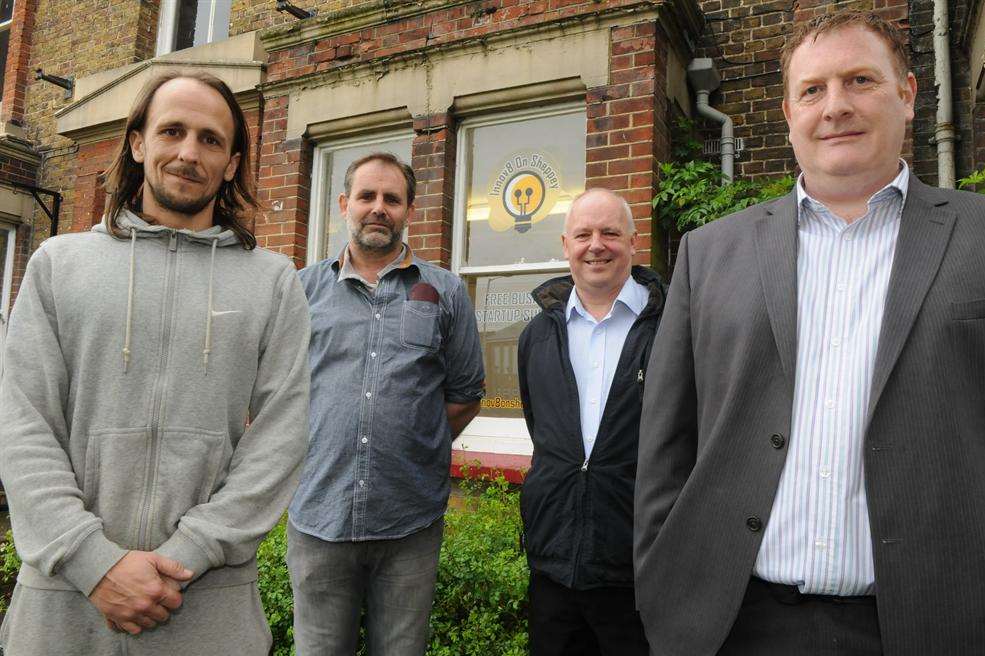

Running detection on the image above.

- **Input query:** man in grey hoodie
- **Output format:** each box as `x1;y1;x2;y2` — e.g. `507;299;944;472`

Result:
0;71;310;655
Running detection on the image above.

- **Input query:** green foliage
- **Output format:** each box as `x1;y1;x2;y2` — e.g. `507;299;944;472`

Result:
0;530;21;614
256;471;528;655
655;118;794;232
427;473;528;656
257;519;295;656
957;168;985;193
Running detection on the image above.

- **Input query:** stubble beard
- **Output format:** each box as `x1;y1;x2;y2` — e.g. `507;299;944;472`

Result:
146;175;218;217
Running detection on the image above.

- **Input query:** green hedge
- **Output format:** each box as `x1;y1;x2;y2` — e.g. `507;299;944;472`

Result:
0;473;529;655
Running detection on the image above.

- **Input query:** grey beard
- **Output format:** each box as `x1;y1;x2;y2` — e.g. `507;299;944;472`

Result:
349;222;401;254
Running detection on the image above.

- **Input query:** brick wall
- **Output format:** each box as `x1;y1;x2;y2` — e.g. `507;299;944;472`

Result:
260;0;679;268
256;95;310;266
1;0;38;125
694;0;980;183
22;0;160;247
585;20;672;271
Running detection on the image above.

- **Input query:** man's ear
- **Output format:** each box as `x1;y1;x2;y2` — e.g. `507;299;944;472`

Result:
901;72;917;122
128;130;145;163
630;231;639;256
223;152;241;182
338;193;348;215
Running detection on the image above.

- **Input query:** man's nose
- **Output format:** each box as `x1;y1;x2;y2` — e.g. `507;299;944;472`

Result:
177;135;201;163
822;84;854;120
588;233;605;251
371;196;387;216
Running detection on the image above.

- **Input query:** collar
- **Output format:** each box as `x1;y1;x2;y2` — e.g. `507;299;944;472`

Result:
796;159;909;220
566;274;648;323
334;243;414;285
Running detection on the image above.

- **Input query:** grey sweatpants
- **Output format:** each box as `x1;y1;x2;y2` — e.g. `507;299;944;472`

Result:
0;581;271;655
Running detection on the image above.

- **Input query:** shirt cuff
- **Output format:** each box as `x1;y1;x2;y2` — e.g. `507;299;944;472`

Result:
57;530;129;596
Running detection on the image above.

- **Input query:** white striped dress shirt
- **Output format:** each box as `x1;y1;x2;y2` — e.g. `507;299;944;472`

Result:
753;162;909;596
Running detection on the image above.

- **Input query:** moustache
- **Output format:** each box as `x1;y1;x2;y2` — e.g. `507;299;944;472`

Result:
164;165;205;183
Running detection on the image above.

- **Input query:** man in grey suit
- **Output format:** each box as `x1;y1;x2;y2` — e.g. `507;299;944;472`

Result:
635;10;985;656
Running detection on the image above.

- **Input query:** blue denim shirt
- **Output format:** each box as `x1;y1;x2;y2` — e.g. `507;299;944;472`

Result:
290;246;485;541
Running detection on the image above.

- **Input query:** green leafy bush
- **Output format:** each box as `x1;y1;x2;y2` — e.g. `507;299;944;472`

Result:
0;530;21;613
654;118;794;232
257;519;295;656
957;168;985;193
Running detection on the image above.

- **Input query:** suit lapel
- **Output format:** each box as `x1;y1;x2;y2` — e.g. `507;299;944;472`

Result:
756;192;799;382
866;177;956;424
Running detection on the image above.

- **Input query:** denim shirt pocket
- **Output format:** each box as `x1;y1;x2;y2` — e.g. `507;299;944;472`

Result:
401;300;441;351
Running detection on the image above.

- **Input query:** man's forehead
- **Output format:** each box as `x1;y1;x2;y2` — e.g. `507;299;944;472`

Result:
566;194;626;229
350;161;406;189
145;78;235;129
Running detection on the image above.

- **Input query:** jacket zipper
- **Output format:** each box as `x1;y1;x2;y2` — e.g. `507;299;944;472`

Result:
135;229;179;550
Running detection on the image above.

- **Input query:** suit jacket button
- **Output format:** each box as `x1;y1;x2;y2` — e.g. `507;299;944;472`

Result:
769;433;786;449
746;516;763;532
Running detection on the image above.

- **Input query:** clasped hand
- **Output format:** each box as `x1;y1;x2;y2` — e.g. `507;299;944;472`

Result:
88;551;194;635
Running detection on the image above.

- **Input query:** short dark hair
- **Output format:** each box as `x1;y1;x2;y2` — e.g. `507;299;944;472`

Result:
102;70;259;249
781;11;911;96
343;152;417;205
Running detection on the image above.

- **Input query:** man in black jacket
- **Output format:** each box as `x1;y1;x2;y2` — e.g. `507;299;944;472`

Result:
518;188;664;656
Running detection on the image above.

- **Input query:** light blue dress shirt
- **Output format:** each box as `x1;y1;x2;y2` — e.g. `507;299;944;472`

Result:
754;162;909;595
566;276;649;461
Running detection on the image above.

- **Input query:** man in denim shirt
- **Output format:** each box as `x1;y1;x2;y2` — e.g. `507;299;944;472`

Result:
288;152;484;656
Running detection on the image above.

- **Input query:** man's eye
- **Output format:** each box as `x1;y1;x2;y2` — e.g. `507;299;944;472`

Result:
804;86;819;96
854;75;870;85
162;127;180;136
204;135;220;146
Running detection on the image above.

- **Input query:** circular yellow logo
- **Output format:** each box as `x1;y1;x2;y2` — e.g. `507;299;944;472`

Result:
487;153;562;233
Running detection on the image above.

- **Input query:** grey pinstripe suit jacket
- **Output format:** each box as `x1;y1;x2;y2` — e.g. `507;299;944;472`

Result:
634;176;985;655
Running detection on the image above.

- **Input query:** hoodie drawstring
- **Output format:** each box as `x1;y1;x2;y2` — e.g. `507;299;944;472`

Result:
203;237;218;374
122;228;137;373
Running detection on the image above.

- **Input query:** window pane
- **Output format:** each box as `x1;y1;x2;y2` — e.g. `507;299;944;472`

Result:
173;0;199;51
462;110;586;268
320;137;413;261
0;0;13;24
469;272;557;420
210;0;231;44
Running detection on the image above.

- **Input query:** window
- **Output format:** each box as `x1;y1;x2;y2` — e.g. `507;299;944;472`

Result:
452;104;587;453
0;0;13;104
156;0;231;55
307;130;414;265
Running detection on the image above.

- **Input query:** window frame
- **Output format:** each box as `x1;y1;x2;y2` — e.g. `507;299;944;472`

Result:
155;0;229;56
306;128;415;266
451;102;587;456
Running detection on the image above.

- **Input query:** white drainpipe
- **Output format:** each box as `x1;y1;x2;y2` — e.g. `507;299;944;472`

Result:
695;89;735;183
934;0;957;188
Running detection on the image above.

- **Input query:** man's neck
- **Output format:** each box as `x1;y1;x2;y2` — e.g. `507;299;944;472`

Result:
575;279;628;322
140;200;215;233
347;243;402;284
802;162;901;224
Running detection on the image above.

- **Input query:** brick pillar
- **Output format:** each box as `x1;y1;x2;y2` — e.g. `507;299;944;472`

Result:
1;0;38;125
72;137;120;233
256;95;310;268
585;20;670;274
409;112;455;269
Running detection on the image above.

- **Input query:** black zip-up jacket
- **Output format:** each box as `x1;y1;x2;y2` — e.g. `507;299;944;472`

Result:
518;266;665;590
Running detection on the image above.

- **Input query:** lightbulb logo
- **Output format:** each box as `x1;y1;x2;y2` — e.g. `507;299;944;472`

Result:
487;152;561;233
503;172;545;233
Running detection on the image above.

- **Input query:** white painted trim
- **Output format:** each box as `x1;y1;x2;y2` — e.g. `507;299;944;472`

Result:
1;221;15;322
155;0;179;56
453;417;533;456
306;128;415;266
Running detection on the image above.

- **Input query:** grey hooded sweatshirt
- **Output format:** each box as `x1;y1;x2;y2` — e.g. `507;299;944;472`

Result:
0;210;310;650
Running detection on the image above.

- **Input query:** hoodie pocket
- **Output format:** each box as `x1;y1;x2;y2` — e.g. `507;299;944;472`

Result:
83;427;227;549
83;428;152;547
149;428;227;547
